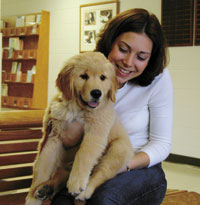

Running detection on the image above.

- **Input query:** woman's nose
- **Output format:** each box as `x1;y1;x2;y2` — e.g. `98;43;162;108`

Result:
123;54;134;68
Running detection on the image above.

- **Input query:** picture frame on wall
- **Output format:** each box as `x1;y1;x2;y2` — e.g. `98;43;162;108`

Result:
80;1;119;52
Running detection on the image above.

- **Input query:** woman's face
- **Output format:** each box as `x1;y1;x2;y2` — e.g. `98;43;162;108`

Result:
108;32;153;85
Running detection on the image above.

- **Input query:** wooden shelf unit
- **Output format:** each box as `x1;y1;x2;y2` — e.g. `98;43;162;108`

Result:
1;10;49;109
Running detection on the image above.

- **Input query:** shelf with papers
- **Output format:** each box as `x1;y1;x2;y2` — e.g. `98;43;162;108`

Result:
1;10;49;109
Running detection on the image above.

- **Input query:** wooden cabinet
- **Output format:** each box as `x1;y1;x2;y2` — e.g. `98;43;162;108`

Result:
1;11;49;109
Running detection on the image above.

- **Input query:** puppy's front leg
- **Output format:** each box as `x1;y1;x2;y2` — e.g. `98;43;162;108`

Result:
26;137;64;205
76;136;134;201
67;125;110;196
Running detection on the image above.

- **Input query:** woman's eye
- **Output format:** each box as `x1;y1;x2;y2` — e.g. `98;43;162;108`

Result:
100;75;106;81
119;46;128;53
137;56;146;61
80;73;89;80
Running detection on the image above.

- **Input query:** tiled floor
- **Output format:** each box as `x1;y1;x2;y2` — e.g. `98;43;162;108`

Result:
163;161;200;194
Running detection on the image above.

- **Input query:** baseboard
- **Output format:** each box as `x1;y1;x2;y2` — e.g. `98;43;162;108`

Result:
165;154;200;167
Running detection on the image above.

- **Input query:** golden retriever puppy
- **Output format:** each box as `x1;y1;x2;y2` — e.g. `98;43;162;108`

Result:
25;52;134;205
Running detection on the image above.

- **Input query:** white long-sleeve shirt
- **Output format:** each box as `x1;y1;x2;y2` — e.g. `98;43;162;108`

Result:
114;68;173;167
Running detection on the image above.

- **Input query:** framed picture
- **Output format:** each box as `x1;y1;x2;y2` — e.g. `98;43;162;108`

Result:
80;1;119;52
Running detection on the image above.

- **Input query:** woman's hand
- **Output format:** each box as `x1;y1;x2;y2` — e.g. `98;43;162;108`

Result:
118;152;150;173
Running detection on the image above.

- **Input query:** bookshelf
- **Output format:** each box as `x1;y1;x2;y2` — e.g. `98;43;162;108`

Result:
1;10;49;109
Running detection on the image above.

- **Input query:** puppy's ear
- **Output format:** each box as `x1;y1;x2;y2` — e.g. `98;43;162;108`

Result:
108;65;119;102
108;77;119;102
56;64;74;101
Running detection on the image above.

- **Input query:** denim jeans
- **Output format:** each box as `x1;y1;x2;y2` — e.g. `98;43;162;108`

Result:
51;163;167;205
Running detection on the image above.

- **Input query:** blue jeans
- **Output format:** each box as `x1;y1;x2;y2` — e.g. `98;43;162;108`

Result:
51;163;167;205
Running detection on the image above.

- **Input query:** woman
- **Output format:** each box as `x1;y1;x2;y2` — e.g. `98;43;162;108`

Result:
52;8;173;205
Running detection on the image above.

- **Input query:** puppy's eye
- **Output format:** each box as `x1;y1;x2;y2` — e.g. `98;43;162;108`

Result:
80;73;89;80
100;75;106;81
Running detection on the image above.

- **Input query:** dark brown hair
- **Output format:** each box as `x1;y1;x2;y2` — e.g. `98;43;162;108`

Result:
95;8;169;86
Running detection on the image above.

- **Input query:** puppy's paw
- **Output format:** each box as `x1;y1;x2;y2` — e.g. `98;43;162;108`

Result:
35;184;54;200
75;188;91;202
75;192;88;202
67;175;88;196
75;183;94;202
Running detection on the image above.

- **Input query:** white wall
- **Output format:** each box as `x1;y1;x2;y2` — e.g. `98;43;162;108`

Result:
169;46;200;158
1;0;200;159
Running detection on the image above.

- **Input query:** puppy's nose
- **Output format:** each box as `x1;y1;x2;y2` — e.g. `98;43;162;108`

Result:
91;89;102;99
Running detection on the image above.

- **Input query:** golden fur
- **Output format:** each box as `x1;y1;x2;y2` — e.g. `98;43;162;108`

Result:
26;52;134;205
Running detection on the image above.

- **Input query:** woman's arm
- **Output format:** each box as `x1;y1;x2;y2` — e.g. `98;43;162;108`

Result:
140;69;173;167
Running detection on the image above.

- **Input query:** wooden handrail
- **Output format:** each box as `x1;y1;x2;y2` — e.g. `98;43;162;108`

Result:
0;110;45;129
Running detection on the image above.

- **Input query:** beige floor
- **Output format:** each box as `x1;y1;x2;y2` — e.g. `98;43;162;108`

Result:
163;161;200;194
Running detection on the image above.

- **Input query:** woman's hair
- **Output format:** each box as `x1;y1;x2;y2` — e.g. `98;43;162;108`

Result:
95;8;169;86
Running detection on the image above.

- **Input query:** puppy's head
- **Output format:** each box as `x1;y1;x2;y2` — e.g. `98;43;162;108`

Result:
56;52;118;109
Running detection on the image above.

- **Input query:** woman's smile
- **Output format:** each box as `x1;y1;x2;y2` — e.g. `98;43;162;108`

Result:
116;64;135;76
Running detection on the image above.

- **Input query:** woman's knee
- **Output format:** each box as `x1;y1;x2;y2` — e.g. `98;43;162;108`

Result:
130;180;167;205
87;163;167;205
